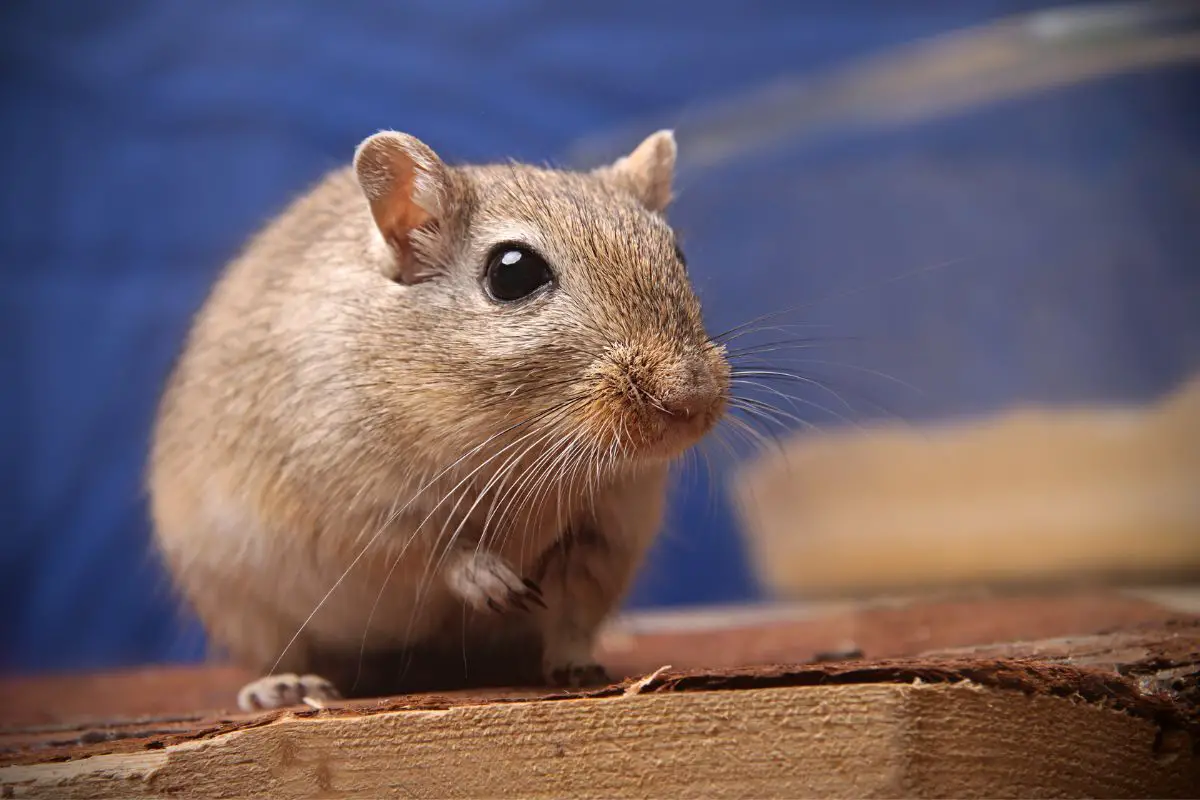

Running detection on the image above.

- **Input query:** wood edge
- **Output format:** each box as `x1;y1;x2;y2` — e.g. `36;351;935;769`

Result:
5;615;1198;767
2;681;1196;799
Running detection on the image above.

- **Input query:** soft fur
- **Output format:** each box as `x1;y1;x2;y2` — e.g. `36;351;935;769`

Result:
148;129;730;710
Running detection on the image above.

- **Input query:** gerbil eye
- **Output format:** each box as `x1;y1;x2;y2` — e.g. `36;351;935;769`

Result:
484;244;555;303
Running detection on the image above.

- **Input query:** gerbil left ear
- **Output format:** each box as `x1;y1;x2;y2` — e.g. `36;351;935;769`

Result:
598;129;676;213
354;130;452;284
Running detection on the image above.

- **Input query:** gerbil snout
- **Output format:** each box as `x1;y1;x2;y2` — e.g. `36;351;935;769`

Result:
656;361;723;422
592;342;729;458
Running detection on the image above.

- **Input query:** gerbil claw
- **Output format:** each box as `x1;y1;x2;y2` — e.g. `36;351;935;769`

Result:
548;663;612;689
237;673;341;713
447;551;545;615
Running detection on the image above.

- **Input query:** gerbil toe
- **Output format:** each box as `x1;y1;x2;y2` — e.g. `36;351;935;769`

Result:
237;673;341;712
446;550;544;615
523;583;548;609
547;662;612;689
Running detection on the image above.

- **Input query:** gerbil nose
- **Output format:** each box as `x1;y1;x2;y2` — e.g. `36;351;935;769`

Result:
657;363;721;421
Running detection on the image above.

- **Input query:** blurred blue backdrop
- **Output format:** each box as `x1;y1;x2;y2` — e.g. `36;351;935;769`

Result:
3;0;1198;674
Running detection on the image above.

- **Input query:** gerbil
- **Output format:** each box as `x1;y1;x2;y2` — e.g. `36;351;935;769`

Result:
148;128;730;711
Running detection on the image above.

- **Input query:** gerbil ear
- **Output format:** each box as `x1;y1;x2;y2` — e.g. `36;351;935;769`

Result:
354;131;451;284
598;129;677;213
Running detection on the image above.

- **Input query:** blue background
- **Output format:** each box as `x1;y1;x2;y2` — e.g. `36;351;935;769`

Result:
3;0;1198;674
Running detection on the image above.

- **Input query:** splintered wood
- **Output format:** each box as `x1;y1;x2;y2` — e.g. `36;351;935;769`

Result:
3;593;1200;797
2;679;1197;799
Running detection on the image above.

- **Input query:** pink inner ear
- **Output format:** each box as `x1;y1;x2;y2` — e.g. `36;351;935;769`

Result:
378;160;430;251
367;154;438;283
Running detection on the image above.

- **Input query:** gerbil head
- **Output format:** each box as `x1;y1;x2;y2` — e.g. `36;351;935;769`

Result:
348;128;728;478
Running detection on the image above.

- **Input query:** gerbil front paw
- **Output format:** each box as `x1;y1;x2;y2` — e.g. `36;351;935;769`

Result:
237;673;341;712
446;550;546;614
546;661;612;689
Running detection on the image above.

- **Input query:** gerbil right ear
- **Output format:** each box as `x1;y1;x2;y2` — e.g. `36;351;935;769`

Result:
354;131;451;284
596;129;677;214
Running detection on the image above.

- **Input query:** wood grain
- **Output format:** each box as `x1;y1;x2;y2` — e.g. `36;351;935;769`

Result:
3;681;1196;799
3;595;1197;797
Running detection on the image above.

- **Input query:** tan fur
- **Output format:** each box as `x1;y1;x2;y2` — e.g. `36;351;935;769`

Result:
148;130;729;706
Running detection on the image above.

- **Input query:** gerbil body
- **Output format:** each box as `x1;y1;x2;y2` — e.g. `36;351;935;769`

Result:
148;130;728;710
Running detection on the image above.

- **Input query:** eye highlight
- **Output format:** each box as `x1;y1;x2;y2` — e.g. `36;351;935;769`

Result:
484;244;555;303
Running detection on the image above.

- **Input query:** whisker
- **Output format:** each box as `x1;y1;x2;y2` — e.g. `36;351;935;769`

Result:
726;338;848;358
730;362;924;429
411;408;581;617
384;413;585;686
694;439;721;518
732;395;826;435
479;427;557;536
732;381;857;432
524;427;590;545
759;357;928;398
487;425;579;554
732;369;855;415
485;420;586;571
274;396;580;680
731;379;846;431
724;406;789;454
451;429;568;597
417;423;563;598
712;258;965;343
482;427;571;565
718;324;838;348
488;425;583;571
355;406;581;688
272;425;544;676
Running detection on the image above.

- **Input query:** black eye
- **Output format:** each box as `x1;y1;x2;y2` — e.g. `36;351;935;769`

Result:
484;244;555;303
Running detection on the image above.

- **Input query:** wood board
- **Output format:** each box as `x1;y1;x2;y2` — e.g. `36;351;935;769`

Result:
2;588;1198;798
732;376;1200;597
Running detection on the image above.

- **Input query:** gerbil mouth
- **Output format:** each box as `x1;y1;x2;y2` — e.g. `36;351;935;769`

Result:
585;341;730;461
643;400;726;456
612;382;728;461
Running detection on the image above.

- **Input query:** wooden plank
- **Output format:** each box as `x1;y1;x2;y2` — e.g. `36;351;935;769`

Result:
1;588;1188;732
3;593;1197;797
732;375;1200;597
2;679;1196;799
3;616;1198;797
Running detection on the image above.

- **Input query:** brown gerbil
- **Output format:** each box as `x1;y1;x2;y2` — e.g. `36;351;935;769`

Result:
148;129;730;711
